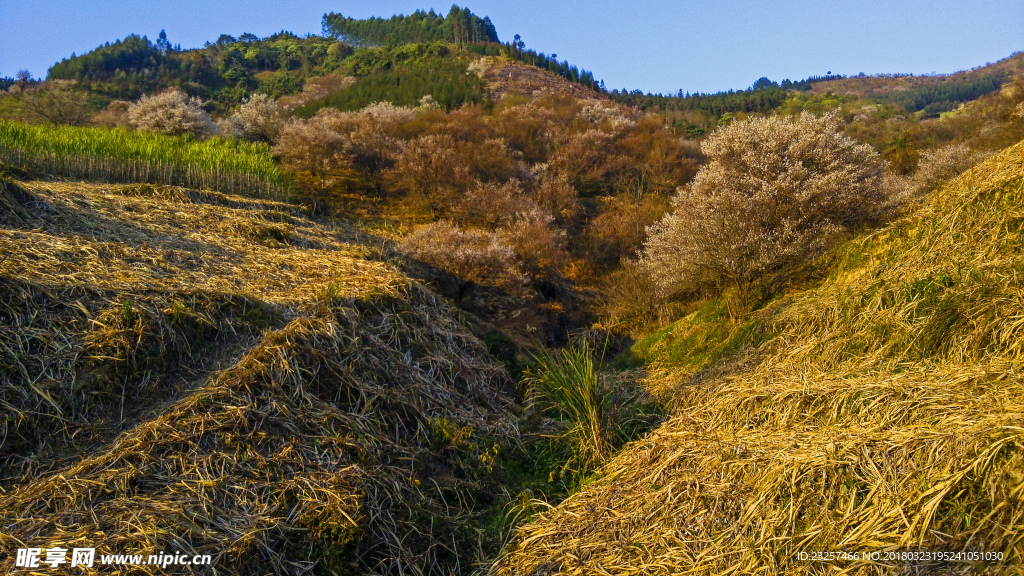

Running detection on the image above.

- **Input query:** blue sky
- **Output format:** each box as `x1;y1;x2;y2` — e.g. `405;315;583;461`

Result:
1;1;1021;94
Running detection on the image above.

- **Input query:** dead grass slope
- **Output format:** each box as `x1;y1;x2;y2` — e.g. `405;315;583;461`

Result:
471;58;602;102
0;178;518;574
493;141;1024;574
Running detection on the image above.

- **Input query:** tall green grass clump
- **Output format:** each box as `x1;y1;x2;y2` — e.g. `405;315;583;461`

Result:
0;120;288;197
524;340;612;466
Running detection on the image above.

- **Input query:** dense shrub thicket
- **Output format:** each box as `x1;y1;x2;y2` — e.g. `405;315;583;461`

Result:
272;94;702;308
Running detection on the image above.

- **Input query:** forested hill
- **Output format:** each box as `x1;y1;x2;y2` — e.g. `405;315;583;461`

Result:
30;6;1020;133
323;6;499;46
41;8;597;114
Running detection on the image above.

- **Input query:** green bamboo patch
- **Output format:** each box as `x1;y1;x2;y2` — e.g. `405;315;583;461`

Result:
0;120;288;198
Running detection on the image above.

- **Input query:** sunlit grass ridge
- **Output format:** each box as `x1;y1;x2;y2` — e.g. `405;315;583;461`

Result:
494;140;1024;574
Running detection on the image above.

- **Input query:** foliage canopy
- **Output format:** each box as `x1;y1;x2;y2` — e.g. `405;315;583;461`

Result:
323;5;499;47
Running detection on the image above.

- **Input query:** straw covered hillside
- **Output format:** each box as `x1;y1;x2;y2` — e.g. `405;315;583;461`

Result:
0;174;519;574
494;140;1024;573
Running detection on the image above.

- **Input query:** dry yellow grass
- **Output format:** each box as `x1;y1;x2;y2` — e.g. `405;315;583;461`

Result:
0;180;391;304
0;177;518;574
492;142;1024;574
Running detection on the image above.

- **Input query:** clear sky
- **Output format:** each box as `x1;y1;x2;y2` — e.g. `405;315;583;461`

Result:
1;1;1021;94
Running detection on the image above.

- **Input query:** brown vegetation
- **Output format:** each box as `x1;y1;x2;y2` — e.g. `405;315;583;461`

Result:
399;219;526;300
269;91;703;332
470;57;602;101
21;81;91;126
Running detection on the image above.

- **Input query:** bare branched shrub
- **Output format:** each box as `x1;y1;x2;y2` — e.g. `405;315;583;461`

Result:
911;143;989;194
229;93;283;143
23;82;91;126
127;88;214;137
454;179;534;228
350;103;415;174
495;101;563;162
589;193;669;267
642;113;884;302
272;116;350;199
399;220;524;300
549;129;616;191
599;259;664;330
285;106;405;191
360;101;417;125
498;208;567;281
616;117;704;195
535;175;581;227
464;137;524;182
92;100;132;127
388;133;467;210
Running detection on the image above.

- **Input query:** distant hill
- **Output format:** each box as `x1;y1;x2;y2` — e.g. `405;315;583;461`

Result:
807;52;1024;115
23;7;1023;129
46;31;342;108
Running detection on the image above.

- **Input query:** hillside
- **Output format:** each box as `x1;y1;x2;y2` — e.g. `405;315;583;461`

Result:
808;52;1024;115
3;6;1024;574
494;139;1024;574
0;175;519;574
809;52;1024;99
20;6;597;116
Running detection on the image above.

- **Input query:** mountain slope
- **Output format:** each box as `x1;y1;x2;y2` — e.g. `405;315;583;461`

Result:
494;140;1024;574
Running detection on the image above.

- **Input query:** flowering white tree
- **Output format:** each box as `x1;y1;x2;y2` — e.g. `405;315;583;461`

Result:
127;88;214;137
642;112;883;303
228;93;283;142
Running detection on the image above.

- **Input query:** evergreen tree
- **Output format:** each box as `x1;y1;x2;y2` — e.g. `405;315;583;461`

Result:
156;30;171;54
